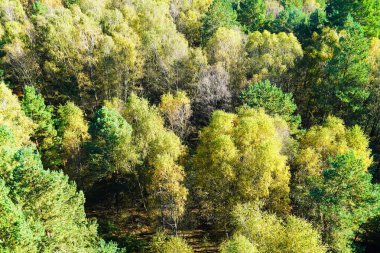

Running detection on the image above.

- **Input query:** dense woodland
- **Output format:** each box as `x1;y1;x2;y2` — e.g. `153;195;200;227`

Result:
1;0;380;252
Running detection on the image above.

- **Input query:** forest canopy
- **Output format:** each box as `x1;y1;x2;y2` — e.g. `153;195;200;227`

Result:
1;0;380;252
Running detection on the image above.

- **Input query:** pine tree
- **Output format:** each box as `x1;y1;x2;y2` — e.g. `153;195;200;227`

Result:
21;85;60;169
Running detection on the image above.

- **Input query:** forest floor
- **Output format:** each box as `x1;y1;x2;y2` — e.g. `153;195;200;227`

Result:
87;206;222;252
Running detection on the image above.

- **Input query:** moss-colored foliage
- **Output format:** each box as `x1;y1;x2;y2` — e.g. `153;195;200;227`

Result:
151;233;193;253
159;91;192;139
56;102;90;171
206;27;246;90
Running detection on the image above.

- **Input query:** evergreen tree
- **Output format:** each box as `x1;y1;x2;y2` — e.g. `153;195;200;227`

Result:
240;80;301;132
201;0;239;42
237;0;267;32
87;106;137;185
21;85;59;169
0;83;123;252
326;0;380;37
310;153;380;252
321;17;370;125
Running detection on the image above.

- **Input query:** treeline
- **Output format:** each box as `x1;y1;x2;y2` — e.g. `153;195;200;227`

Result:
1;0;380;252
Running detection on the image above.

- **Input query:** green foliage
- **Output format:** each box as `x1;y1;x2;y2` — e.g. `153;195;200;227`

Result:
293;116;378;252
201;0;239;42
0;82;34;147
326;0;380;37
63;0;80;8
309;153;379;252
107;95;188;230
173;0;214;45
237;0;267;31
0;92;122;252
240;80;301;132
133;0;190;98
293;116;373;212
1;0;380;251
87;106;137;184
271;4;309;33
21;85;59;169
322;18;370;124
0;179;38;253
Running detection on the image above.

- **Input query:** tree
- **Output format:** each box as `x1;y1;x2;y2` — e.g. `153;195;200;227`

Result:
35;5;103;107
0;178;39;253
0;0;39;88
0;82;34;147
206;27;247;91
56;102;90;179
237;0;267;31
107;94;188;232
21;85;59;169
220;234;258;253
133;0;189;99
321;17;370;125
201;0;239;42
150;233;193;253
287;26;339;127
0;85;122;252
95;6;144;101
87;106;137;185
293;116;373;213
159;91;193;140
292;116;377;251
172;0;214;45
245;30;303;84
326;0;380;37
193;108;291;230
309;153;379;252
240;80;301;132
192;64;232;127
231;203;326;253
363;38;380;153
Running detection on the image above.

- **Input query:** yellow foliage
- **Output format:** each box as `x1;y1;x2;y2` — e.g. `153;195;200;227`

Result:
297;116;372;174
246;30;303;83
193;108;291;227
0;82;34;147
